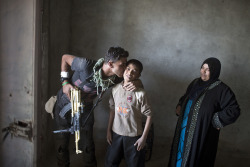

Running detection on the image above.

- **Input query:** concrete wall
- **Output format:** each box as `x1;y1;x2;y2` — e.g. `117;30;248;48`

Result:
43;0;72;164
48;0;71;94
48;0;250;166
0;0;40;166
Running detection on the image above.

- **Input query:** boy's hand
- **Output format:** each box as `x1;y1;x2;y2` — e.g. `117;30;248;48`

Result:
134;136;146;151
107;130;112;145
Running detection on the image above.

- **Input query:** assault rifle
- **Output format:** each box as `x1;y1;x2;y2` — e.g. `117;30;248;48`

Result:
53;88;83;154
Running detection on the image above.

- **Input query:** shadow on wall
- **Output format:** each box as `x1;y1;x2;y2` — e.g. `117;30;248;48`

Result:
43;64;249;167
44;1;250;166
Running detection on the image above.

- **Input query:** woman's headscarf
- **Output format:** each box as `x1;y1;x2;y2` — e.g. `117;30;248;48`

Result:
189;57;221;100
201;57;221;82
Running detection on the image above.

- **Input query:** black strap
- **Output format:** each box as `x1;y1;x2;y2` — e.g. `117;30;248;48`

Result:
81;90;106;128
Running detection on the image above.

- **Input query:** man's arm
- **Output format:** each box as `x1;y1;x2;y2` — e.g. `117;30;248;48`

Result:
61;54;75;98
134;115;152;151
61;54;75;71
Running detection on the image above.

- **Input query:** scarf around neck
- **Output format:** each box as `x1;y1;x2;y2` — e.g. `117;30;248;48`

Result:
91;58;116;94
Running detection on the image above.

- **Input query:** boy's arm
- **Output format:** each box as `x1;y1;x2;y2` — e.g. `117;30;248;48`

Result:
134;115;152;151
107;93;115;145
107;108;115;145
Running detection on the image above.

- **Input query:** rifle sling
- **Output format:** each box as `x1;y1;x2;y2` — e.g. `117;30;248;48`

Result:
81;90;105;128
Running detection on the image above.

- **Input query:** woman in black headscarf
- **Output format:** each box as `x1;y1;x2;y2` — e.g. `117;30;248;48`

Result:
168;57;240;167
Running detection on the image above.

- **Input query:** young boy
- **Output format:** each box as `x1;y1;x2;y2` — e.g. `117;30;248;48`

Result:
105;59;153;167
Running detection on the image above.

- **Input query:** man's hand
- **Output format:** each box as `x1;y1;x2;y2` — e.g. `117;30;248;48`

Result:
107;130;112;145
62;83;74;99
123;79;143;91
134;136;146;151
175;105;182;116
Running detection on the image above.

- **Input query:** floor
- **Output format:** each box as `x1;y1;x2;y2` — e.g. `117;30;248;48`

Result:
44;136;250;167
44;136;171;167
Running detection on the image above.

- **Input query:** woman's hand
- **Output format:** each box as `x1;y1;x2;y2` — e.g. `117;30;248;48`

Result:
175;105;182;116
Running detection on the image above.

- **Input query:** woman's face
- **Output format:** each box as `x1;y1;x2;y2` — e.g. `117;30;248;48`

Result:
200;64;210;81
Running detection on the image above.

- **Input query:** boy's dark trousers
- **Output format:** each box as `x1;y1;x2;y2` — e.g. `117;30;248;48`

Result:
105;132;145;167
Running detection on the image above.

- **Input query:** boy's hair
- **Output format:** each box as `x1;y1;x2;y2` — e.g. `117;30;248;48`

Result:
127;59;143;74
104;46;129;63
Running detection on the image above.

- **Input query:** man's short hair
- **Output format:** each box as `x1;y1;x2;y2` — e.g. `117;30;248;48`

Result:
126;59;143;74
104;46;129;63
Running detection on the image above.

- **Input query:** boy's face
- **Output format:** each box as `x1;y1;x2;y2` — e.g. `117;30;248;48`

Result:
123;63;141;82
